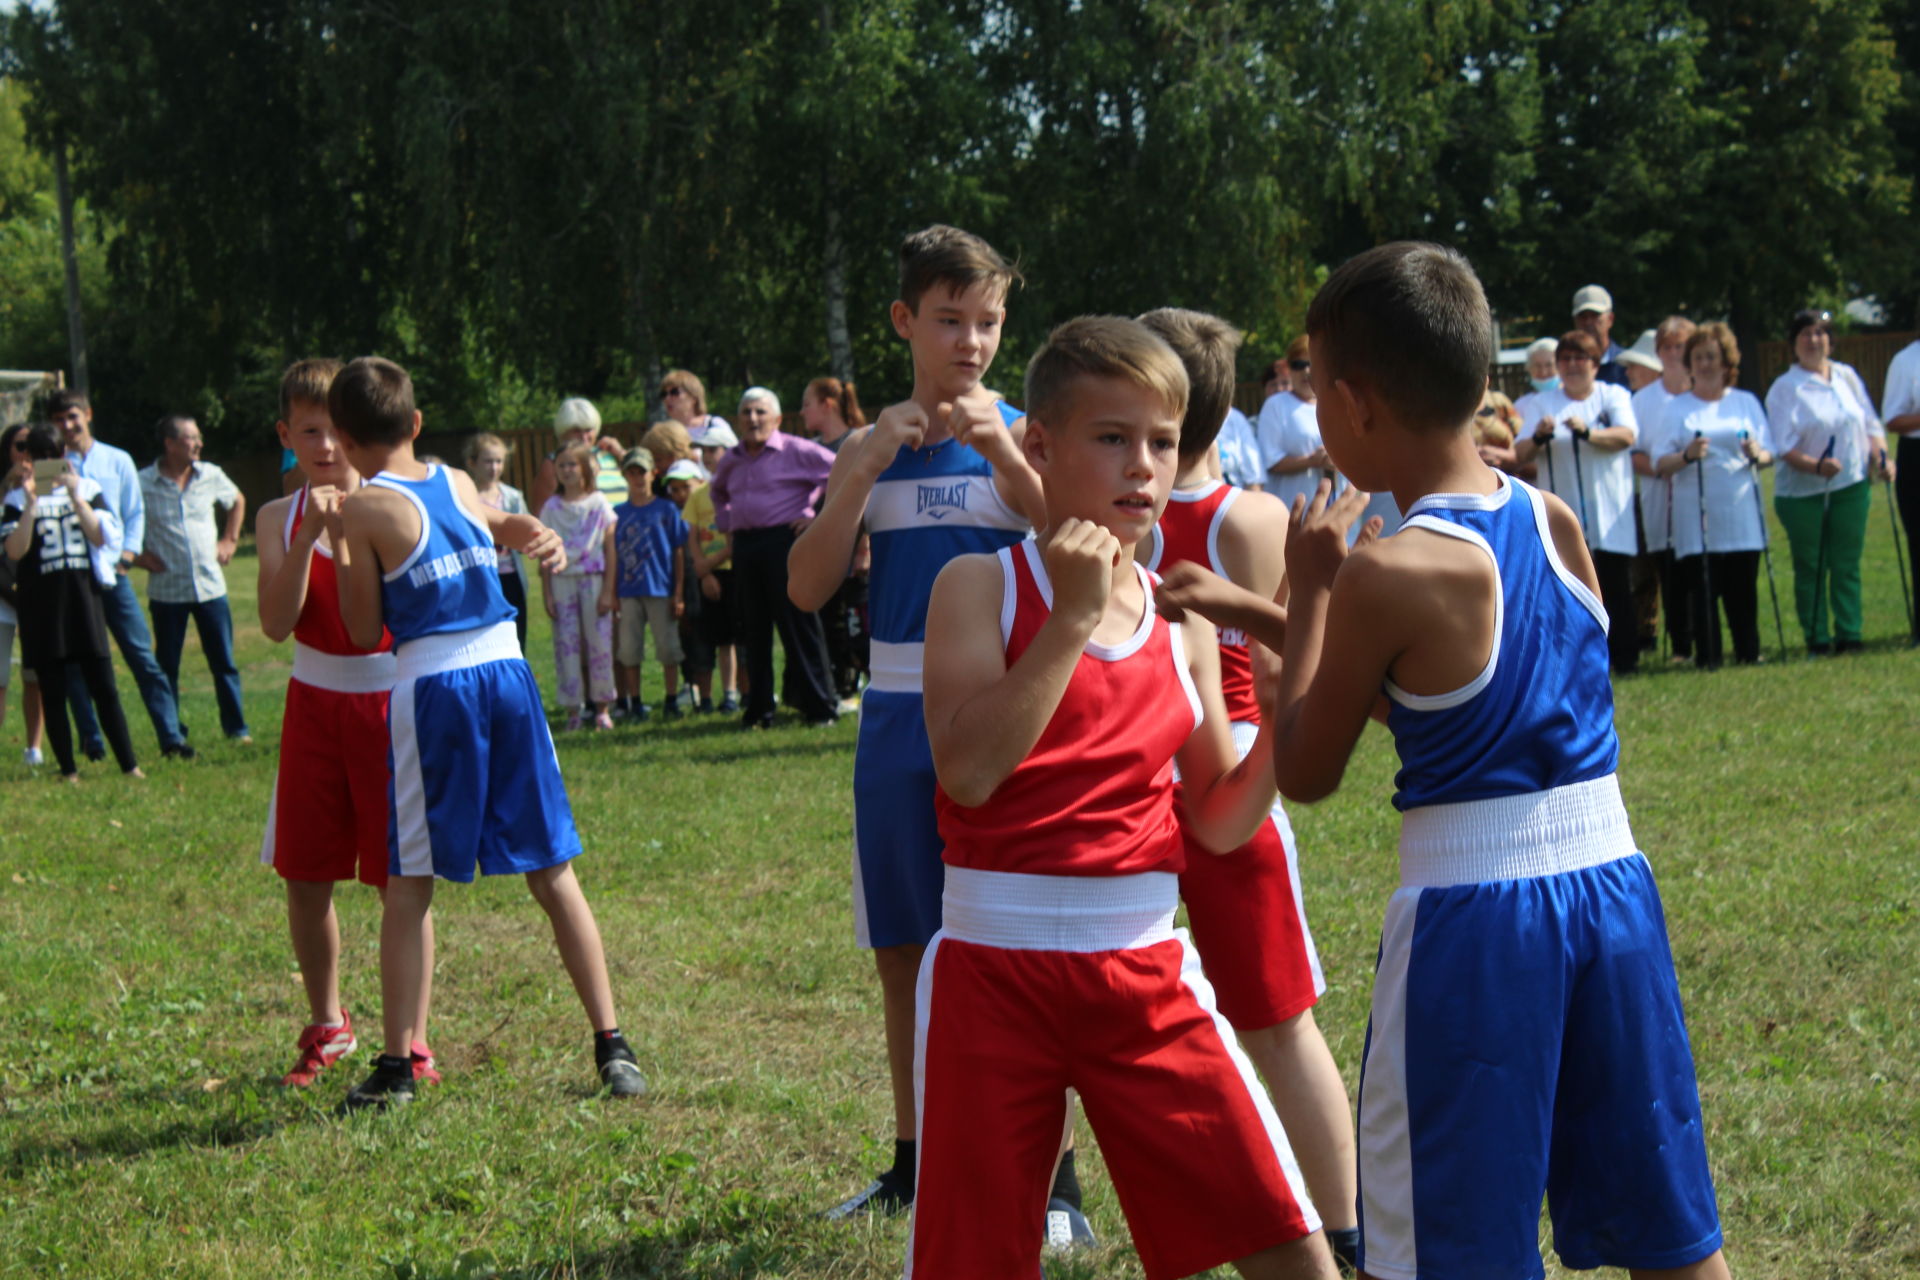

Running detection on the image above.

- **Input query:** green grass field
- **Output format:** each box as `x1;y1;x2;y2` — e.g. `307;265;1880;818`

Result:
2;483;1916;1280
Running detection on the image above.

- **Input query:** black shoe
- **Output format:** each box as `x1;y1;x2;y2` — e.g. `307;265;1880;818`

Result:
596;1042;647;1099
803;713;839;728
83;744;106;763
340;1058;415;1113
162;742;197;761
740;712;774;731
1807;641;1832;658
660;703;682;721
822;1177;910;1221
1043;1197;1097;1250
1835;638;1864;654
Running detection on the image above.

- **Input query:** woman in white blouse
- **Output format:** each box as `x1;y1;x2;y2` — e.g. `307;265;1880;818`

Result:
1257;335;1335;510
1652;323;1772;667
1514;329;1642;673
1763;309;1890;655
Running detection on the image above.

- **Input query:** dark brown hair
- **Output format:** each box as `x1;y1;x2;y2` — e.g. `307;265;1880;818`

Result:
327;357;416;447
1136;308;1242;462
1305;241;1492;432
899;224;1021;313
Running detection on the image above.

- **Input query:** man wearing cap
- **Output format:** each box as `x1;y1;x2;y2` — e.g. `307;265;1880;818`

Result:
709;387;840;728
1573;285;1630;387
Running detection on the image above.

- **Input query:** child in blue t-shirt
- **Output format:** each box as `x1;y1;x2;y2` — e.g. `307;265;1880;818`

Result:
613;448;688;721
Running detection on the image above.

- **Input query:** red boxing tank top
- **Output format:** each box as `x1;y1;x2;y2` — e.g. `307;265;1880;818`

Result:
286;488;393;657
1146;480;1259;724
936;541;1202;877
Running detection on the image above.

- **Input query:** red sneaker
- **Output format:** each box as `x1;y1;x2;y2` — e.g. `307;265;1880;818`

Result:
409;1040;442;1086
282;1011;357;1087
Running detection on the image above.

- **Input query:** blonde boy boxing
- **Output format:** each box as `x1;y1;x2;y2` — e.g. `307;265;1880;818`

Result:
914;316;1334;1280
256;358;437;1089
326;357;643;1110
1163;243;1729;1280
788;225;1045;1219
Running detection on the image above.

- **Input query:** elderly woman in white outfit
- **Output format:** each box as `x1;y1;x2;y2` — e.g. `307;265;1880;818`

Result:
1651;323;1772;668
1514;329;1642;672
1764;309;1890;654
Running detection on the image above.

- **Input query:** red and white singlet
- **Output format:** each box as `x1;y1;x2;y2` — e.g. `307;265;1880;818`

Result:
1145;479;1259;724
935;540;1201;877
288;486;393;658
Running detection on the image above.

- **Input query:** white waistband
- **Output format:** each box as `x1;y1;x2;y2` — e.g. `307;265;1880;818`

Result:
291;643;397;694
940;866;1178;952
395;620;522;680
1398;774;1637;887
867;640;924;694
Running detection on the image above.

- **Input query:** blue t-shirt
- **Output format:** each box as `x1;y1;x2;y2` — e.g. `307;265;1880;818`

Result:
614;498;688;598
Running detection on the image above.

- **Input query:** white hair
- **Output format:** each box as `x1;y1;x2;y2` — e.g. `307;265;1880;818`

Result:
553;396;602;437
739;386;780;414
1526;337;1559;358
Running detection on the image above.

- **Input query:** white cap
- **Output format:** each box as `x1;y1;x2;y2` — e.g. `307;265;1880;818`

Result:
1571;285;1614;317
1618;329;1662;371
690;422;739;450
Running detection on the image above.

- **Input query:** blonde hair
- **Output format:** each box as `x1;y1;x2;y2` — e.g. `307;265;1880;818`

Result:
1024;316;1188;429
553;397;601;439
1476;390;1518;447
660;370;708;417
279;358;342;419
640;419;693;468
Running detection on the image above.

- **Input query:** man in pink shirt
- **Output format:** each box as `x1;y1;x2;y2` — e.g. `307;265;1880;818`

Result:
710;387;839;728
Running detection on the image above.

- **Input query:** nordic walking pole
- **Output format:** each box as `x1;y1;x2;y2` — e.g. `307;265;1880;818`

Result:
1811;436;1837;653
1534;416;1559;498
1571;418;1592;535
1742;429;1787;660
1879;449;1913;639
1693;431;1714;665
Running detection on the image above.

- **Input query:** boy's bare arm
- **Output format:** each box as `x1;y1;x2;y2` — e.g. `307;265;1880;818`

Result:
923;525;1113;807
335;491;396;651
788;424;883;610
1173;622;1280;853
1156;563;1289;652
447;466;566;572
949;396;1045;529
256;493;318;643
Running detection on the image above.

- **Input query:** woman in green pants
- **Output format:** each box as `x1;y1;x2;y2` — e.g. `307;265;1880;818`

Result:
1763;309;1892;654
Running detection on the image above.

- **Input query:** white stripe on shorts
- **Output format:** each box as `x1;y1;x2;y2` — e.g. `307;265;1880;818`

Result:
905;930;945;1279
940;866;1177;952
1358;888;1421;1279
388;677;432;876
1175;933;1321;1236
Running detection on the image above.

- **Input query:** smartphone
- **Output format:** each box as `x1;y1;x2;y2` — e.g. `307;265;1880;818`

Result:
32;458;66;485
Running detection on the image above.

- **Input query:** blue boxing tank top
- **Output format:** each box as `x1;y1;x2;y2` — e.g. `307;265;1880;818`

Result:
1385;475;1620;811
865;431;1029;653
365;465;516;645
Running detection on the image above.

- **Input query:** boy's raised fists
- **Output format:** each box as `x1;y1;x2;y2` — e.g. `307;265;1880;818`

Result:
944;392;1017;464
864;402;929;464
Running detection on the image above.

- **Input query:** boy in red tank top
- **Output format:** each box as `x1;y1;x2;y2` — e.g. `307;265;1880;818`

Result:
916;317;1337;1280
1135;308;1360;1270
255;359;438;1090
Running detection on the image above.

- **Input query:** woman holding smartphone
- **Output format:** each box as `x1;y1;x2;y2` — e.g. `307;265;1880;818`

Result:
1;421;142;779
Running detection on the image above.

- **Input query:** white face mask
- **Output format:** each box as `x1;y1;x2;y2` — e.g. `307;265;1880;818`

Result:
1531;375;1561;395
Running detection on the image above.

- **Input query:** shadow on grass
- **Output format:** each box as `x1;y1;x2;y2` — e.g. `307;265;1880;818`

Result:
2;1083;290;1176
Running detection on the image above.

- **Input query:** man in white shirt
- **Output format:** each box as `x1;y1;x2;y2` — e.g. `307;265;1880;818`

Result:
50;388;193;759
138;415;250;742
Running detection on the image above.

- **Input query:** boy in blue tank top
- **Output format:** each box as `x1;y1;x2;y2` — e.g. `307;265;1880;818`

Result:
1161;244;1731;1280
327;357;646;1111
788;226;1047;1221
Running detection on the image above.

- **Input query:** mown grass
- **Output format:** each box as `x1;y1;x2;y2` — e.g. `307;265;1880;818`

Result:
1;480;1915;1279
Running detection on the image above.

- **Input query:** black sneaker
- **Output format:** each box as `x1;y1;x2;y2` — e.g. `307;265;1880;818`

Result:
661;703;682;721
162;742;197;761
822;1177;910;1221
1043;1197;1097;1250
596;1041;647;1098
340;1057;415;1113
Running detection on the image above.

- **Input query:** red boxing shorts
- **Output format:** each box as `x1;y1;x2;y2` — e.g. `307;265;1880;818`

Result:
260;646;397;887
909;867;1319;1280
1180;804;1325;1031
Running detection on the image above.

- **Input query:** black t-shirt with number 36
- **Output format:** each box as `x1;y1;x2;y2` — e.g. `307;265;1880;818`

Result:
1;480;113;668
